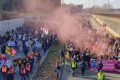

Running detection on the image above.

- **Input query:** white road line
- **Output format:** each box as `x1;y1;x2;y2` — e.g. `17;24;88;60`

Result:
95;15;120;23
92;15;120;37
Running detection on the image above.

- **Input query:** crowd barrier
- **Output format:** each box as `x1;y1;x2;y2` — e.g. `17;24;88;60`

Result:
90;59;120;72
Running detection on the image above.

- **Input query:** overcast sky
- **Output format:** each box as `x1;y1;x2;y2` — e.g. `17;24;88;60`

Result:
63;0;120;8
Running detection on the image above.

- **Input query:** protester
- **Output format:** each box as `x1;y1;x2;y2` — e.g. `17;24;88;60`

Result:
80;60;87;76
22;45;28;56
25;62;31;79
9;65;15;75
12;59;17;72
60;49;65;63
71;59;77;76
65;51;70;62
1;64;8;80
17;39;23;51
33;50;41;61
18;58;22;68
64;51;70;71
7;69;14;80
19;64;26;80
1;45;6;54
97;61;103;71
29;56;34;73
55;62;61;80
97;70;105;80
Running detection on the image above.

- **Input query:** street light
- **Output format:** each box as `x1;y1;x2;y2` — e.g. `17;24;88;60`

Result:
89;0;90;8
108;0;109;9
61;0;64;4
93;0;95;10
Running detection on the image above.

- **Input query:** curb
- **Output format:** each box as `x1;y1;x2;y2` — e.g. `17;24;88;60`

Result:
30;49;50;80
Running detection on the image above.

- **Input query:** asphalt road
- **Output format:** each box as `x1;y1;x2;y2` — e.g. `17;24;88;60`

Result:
94;15;120;35
61;64;120;80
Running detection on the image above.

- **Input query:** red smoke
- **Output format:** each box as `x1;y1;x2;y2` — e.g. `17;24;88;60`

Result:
46;6;109;55
22;1;110;55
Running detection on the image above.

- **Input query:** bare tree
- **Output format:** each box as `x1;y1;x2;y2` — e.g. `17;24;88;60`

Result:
102;3;113;9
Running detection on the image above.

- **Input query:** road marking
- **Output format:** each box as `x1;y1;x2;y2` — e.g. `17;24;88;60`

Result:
92;15;120;37
95;15;120;23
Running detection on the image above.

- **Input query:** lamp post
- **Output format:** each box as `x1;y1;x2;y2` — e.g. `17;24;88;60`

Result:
89;0;90;8
94;0;95;10
108;0;109;9
61;0;64;4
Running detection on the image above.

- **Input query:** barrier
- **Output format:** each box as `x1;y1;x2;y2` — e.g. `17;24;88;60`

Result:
102;60;118;71
0;18;24;36
115;61;120;72
90;59;97;68
90;59;120;72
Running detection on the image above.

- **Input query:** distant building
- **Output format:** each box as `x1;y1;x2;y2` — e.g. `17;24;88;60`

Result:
51;0;61;7
0;0;61;20
70;4;83;13
23;0;61;13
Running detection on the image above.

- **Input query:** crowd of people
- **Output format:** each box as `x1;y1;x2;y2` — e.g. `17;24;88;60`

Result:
53;14;120;80
0;24;56;80
55;37;120;80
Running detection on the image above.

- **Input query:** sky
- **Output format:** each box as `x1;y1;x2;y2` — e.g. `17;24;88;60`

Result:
63;0;120;8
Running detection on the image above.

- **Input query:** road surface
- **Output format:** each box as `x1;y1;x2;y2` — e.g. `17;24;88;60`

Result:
60;64;120;80
94;15;120;36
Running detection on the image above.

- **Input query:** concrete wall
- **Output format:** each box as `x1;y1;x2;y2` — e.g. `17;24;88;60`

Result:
0;18;24;36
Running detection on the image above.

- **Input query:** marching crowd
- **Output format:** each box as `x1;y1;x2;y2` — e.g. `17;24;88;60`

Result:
55;18;120;80
55;37;120;80
0;24;55;80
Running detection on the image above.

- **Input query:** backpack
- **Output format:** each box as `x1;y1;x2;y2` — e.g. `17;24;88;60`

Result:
81;62;86;69
25;63;30;72
1;65;7;73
